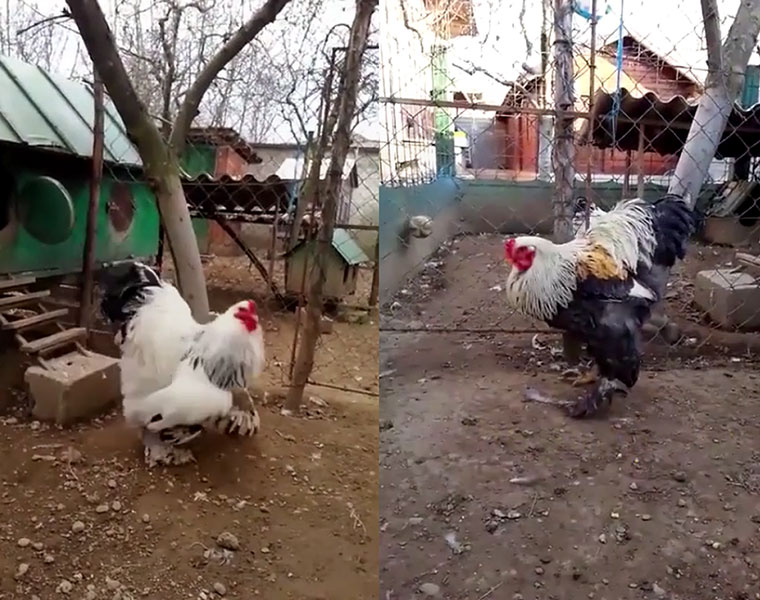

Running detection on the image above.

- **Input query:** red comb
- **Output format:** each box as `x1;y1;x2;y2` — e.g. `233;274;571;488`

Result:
504;238;516;260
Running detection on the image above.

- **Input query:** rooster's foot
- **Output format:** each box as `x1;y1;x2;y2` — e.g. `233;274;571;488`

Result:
571;368;597;387
142;429;196;467
159;424;204;446
569;378;627;419
205;407;261;437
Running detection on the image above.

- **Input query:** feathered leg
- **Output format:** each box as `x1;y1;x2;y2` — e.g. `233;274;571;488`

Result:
570;323;641;419
142;429;196;467
203;388;261;437
568;377;628;418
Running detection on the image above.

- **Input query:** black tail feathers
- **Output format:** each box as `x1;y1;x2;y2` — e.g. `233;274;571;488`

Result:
650;195;695;267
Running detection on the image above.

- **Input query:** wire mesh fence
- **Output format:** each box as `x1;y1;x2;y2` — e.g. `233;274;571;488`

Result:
0;0;379;404
379;0;760;366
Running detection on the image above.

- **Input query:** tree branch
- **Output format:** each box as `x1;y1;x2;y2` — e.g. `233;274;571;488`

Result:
169;0;293;156
65;0;211;319
700;0;722;87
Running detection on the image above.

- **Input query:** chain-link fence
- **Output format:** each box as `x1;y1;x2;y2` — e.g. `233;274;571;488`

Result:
0;0;378;405
379;0;760;364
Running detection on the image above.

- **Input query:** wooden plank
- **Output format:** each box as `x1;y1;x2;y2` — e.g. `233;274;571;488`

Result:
0;290;50;309
1;308;70;332
0;276;36;291
21;327;86;354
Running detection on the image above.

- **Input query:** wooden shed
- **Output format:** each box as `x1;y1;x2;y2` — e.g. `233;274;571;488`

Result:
284;228;369;301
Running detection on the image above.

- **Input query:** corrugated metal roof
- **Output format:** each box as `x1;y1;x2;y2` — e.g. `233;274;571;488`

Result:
581;88;760;159
182;172;292;215
186;127;262;164
332;228;370;265
0;55;141;167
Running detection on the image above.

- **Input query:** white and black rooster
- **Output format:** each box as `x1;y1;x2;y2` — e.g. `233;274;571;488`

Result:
99;261;265;466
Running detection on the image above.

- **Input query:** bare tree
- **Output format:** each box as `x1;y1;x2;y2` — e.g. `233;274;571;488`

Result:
669;0;760;205
64;0;293;319
286;0;377;410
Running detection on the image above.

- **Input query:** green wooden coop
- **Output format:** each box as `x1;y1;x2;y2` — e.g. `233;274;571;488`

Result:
0;54;159;421
0;55;158;277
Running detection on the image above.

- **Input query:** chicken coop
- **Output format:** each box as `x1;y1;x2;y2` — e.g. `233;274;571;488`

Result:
0;54;157;422
284;228;370;302
0;55;158;276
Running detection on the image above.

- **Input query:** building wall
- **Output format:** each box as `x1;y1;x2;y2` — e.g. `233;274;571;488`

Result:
215;146;249;177
379;0;437;184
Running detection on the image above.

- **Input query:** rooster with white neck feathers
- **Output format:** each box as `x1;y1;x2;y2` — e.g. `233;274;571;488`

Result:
504;194;694;417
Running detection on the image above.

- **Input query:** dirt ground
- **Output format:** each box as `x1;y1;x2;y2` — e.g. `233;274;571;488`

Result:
0;257;379;600
380;235;760;600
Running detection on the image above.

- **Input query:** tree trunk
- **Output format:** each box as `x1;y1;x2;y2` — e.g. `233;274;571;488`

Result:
288;48;346;251
657;0;760;343
286;0;377;410
65;0;210;320
668;0;760;207
550;0;580;362
369;238;379;307
551;0;575;243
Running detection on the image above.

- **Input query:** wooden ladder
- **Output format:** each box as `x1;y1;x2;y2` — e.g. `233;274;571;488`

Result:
0;276;88;367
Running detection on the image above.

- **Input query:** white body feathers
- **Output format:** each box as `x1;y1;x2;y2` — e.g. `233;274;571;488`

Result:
119;283;265;429
119;283;201;410
505;199;658;321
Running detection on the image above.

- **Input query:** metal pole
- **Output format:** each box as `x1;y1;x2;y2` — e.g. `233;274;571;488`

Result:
584;0;598;228
79;70;104;329
637;125;646;198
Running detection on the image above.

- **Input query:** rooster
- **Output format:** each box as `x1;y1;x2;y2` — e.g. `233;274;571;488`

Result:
99;261;264;466
504;194;694;418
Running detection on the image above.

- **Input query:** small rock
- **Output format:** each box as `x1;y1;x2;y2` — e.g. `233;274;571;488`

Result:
15;563;29;579
57;579;73;594
107;479;117;489
96;504;109;514
653;583;667;597
32;542;43;551
506;510;521;520
43;554;54;564
17;537;31;548
111;500;122;512
629;482;638;491
141;513;151;523
535;566;544;575
672;471;688;483
61;447;83;464
418;582;441;596
213;582;227;596
677;498;687;507
641;514;652;521
598;533;607;544
105;576;121;590
71;521;85;533
216;531;240;551
408;517;423;525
